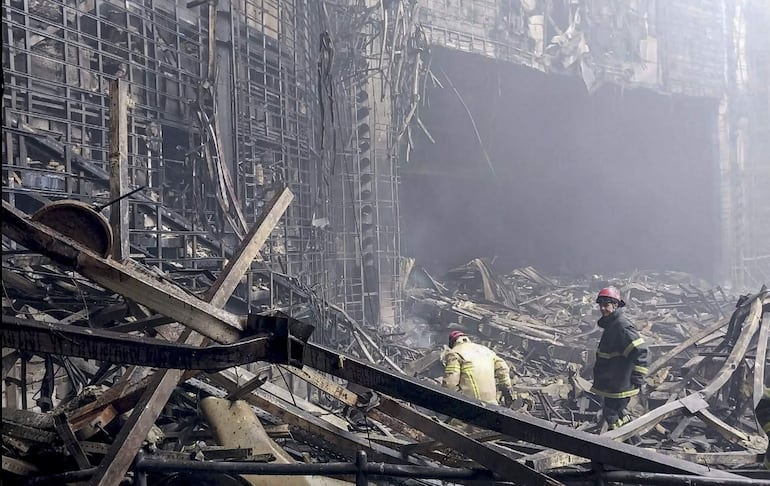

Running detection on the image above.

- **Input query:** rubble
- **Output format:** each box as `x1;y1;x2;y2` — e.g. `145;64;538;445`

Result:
3;200;769;486
397;259;769;474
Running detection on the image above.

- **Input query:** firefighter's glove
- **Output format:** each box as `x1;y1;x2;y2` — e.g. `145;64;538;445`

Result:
500;387;515;408
630;373;645;388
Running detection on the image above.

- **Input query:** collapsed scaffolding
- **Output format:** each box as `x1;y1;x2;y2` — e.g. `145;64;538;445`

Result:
2;0;427;328
1;198;769;484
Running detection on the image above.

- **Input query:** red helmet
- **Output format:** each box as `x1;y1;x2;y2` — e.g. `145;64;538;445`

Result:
448;330;465;347
596;287;625;307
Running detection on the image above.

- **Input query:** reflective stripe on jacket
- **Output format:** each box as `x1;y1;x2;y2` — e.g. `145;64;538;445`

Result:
591;309;648;399
442;337;511;404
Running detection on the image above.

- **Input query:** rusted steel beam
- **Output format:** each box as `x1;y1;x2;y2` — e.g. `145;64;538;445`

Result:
377;397;560;485
302;342;739;478
2;200;243;343
2;316;309;370
108;78;130;261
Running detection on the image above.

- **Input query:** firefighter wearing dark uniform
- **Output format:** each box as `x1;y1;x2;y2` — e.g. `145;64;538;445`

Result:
443;331;514;406
756;387;770;469
590;287;649;430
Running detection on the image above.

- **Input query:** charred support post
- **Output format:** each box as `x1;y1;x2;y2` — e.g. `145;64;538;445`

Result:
108;79;129;261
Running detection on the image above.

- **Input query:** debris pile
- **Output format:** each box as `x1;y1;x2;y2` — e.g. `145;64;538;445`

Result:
396;258;769;470
2;200;769;485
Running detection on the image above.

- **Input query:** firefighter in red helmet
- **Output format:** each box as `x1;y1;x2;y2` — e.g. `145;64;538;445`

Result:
443;330;514;407
590;286;649;430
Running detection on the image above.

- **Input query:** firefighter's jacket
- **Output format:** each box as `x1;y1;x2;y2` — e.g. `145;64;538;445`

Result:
591;309;649;399
442;337;511;404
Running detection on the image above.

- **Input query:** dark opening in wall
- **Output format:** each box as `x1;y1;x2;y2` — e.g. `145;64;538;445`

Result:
402;48;719;279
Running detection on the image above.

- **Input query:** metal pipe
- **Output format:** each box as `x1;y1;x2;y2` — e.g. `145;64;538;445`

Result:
551;469;770;486
93;185;145;212
600;471;770;486
355;451;367;486
134;455;496;481
27;467;97;484
27;468;133;486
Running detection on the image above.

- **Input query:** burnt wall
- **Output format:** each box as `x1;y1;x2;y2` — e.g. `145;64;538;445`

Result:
403;49;719;278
